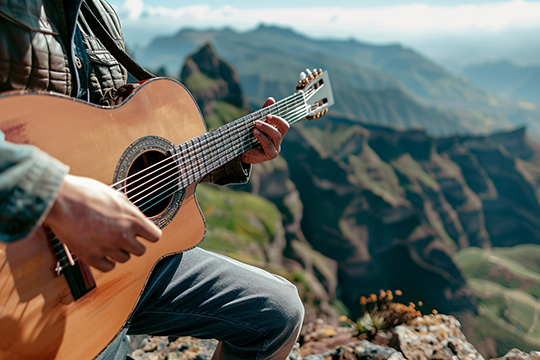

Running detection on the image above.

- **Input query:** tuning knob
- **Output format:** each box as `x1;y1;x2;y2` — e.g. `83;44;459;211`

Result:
305;108;329;121
299;72;307;80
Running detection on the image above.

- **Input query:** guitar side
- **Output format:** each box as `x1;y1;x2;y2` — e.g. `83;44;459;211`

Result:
0;78;207;360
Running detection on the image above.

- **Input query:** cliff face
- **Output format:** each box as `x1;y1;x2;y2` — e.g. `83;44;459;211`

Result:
280;118;478;318
282;116;540;306
182;44;340;323
180;43;249;129
179;44;540;356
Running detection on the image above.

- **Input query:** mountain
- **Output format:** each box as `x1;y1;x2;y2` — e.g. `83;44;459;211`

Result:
276;115;540;357
178;43;540;357
138;25;489;108
463;61;540;108
136;25;540;138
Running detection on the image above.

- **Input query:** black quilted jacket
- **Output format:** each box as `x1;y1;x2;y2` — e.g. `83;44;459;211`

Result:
0;0;249;242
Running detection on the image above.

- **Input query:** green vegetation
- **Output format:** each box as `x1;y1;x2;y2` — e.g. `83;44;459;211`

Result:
196;183;281;263
455;247;540;298
391;154;437;189
183;66;222;92
455;245;540;355
300;122;367;158
349;153;403;207
205;101;248;130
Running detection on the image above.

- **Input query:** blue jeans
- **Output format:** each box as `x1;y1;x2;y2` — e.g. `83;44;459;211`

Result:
96;247;305;360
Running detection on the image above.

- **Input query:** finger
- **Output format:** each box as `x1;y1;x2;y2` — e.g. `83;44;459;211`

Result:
241;148;264;164
263;97;276;108
255;120;282;148
265;115;290;137
253;129;278;159
121;235;147;257
133;217;162;243
91;256;116;272
108;249;131;263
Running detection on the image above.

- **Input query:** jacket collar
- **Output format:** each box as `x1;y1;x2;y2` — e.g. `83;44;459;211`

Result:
0;0;84;36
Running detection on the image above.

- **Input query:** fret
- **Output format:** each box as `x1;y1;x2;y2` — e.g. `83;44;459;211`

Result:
171;92;309;187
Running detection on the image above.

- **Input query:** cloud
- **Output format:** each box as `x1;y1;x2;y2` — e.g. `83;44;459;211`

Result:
117;0;540;33
116;0;540;67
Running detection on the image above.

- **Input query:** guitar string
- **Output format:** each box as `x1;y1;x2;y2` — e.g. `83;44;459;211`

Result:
128;101;310;204
112;89;314;195
126;96;309;206
139;112;310;214
111;90;309;193
133;109;309;211
53;114;311;266
130;105;309;208
118;93;305;197
53;112;310;265
55;82;321;266
115;88;316;199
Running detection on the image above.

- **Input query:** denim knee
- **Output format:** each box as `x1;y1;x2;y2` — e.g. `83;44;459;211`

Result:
259;277;305;357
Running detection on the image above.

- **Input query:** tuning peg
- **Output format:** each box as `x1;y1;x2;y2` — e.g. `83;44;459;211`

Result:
305;108;329;121
299;72;307;80
305;68;312;75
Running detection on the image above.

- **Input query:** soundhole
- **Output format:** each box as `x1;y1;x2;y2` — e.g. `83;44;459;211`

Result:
126;150;179;218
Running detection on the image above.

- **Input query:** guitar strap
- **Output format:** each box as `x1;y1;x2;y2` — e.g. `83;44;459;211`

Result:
80;1;156;81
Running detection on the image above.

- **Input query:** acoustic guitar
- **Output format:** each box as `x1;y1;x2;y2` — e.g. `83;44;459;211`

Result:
0;70;333;360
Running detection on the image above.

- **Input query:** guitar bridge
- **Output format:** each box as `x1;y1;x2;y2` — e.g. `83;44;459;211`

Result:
48;229;96;300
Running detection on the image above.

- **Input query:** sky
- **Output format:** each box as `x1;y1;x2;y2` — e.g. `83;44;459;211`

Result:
107;0;540;69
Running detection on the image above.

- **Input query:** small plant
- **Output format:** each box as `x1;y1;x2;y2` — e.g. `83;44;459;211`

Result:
340;290;422;339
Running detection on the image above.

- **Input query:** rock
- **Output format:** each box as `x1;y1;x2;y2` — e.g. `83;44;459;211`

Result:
354;340;407;360
180;43;247;124
394;314;484;360
130;337;217;360
493;348;540;360
299;319;357;355
297;341;405;360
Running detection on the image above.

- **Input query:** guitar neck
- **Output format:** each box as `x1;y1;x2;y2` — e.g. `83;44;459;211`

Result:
173;91;308;187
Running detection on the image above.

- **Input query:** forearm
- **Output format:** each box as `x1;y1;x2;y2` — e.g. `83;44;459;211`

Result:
0;132;68;242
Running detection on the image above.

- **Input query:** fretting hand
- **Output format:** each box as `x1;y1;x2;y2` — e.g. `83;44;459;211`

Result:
241;97;290;164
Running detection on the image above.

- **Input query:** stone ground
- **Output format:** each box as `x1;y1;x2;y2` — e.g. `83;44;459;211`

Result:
128;315;540;360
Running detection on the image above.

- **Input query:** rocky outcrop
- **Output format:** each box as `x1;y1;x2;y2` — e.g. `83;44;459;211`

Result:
129;315;494;360
493;349;540;360
395;315;483;360
180;43;249;127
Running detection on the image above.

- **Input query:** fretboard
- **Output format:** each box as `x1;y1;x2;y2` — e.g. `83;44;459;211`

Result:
172;91;308;188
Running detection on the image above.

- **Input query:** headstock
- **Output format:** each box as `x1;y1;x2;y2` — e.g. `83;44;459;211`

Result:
297;69;334;120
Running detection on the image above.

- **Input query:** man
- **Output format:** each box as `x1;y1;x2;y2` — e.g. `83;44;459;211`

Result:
0;0;304;359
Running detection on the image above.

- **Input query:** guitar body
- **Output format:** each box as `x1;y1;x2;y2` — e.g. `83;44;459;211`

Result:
0;78;207;360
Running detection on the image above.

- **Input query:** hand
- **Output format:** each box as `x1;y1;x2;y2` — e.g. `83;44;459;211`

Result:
44;174;162;272
241;97;290;164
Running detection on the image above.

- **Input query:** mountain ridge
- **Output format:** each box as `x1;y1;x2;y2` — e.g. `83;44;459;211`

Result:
177;42;540;357
136;24;540;139
463;61;540;108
